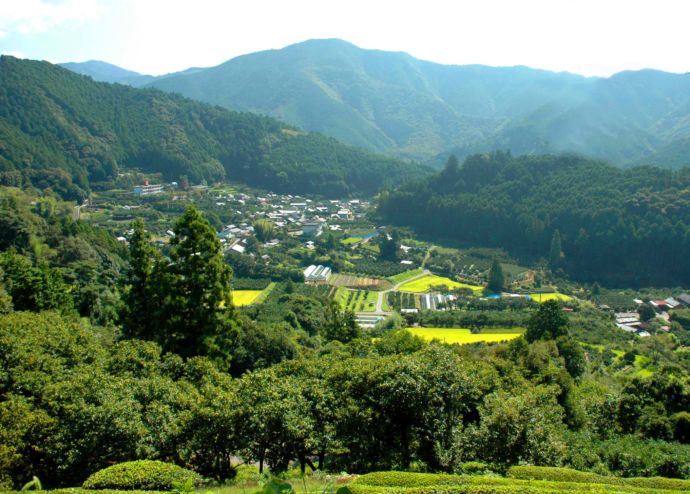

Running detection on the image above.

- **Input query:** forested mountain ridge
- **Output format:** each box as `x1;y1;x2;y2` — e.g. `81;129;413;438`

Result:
59;60;156;86
77;38;690;166
0;55;426;200
378;152;690;286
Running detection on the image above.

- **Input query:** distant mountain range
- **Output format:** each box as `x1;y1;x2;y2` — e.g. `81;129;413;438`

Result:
1;56;425;200
62;39;690;167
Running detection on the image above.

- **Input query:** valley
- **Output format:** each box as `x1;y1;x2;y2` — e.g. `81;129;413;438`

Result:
2;33;690;494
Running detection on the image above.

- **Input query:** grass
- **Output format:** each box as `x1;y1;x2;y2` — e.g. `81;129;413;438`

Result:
398;274;483;293
201;474;339;494
388;268;424;284
253;282;277;304
341;237;361;245
407;327;524;345
529;292;574;302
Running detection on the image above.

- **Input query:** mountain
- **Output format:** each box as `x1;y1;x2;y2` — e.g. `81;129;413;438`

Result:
0;56;426;200
121;39;690;166
378;152;690;286
141;39;591;160
59;60;155;86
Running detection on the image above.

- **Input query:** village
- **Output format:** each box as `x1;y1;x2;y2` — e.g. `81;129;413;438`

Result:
72;177;690;342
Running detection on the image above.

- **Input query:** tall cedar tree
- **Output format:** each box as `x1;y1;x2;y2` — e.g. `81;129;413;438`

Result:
120;219;160;340
549;230;564;268
158;206;238;361
488;259;505;293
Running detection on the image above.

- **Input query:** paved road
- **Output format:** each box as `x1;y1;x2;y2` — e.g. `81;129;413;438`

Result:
369;269;430;315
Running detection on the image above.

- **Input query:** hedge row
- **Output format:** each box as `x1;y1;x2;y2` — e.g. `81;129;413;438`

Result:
352;471;690;494
507;466;690;491
82;461;203;491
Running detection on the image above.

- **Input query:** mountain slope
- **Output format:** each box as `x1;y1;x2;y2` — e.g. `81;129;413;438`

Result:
144;39;592;160
0;56;426;200
59;60;155;86
133;39;690;166
378;152;690;286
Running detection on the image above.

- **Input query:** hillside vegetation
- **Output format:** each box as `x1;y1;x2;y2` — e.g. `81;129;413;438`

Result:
0;55;425;200
378;152;690;286
93;39;690;165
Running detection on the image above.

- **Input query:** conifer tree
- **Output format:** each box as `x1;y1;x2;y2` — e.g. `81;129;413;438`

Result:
158;206;237;360
120;219;160;340
488;259;505;293
549;230;564;268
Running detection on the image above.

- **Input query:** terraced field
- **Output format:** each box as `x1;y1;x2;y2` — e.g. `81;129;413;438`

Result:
406;327;524;345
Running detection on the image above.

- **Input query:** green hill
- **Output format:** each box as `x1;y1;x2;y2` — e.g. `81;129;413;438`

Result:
118;39;690;165
378;152;690;286
0;55;426;200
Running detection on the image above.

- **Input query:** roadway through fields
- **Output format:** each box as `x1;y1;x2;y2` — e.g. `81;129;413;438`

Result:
368;269;431;315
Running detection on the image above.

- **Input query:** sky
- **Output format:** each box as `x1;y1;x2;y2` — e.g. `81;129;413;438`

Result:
0;0;689;77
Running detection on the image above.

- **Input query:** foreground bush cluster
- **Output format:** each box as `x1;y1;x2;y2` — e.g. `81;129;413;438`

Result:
351;470;690;494
2;310;690;490
82;461;202;491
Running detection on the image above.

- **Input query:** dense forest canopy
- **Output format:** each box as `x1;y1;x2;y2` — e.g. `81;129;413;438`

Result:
0;56;426;200
378;152;690;286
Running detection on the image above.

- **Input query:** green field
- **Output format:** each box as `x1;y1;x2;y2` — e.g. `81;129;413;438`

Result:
399;274;483;293
388;268;424;284
529;292;574;302
336;288;379;312
407;327;524;345
341;237;361;245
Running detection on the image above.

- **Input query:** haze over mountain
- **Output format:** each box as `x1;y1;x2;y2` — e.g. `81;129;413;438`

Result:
61;39;690;167
59;60;156;87
0;56;425;200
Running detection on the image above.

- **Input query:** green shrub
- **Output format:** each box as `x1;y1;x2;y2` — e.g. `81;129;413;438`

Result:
82;460;203;491
353;470;690;494
233;464;261;483
459;462;494;476
508;465;690;491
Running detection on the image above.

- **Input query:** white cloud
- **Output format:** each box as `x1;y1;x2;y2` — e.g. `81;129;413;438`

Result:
0;0;104;35
1;50;25;59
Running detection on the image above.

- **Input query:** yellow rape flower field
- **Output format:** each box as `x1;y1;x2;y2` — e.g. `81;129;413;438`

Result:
398;274;483;293
231;290;263;306
406;327;524;345
529;292;573;302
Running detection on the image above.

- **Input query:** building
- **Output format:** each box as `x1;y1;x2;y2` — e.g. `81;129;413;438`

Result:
678;294;690;307
304;264;332;284
337;209;353;221
133;183;164;195
301;221;323;237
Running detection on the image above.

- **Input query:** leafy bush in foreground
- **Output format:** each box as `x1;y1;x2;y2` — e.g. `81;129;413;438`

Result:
508;465;690;491
352;470;690;493
82;461;202;491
